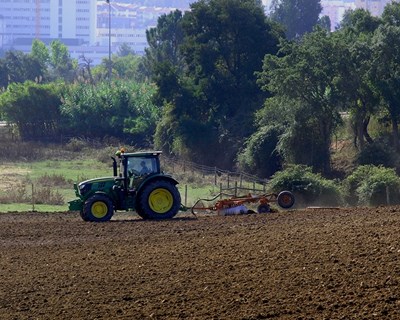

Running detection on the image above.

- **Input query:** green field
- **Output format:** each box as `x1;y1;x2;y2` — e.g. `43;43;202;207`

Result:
0;157;221;213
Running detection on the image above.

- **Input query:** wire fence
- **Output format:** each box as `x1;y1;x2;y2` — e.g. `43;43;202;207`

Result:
161;156;268;201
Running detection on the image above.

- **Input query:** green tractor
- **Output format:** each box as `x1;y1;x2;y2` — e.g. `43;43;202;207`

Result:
69;149;182;222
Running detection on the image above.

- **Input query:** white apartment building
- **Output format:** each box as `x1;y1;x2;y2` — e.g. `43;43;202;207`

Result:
0;0;188;64
0;0;97;47
355;0;393;16
321;0;356;31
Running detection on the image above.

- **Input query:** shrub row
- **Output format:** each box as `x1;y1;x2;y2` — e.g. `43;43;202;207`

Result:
268;164;400;207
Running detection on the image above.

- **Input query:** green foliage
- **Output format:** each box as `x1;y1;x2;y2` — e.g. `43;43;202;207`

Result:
2;51;44;85
148;0;282;168
141;9;185;80
117;43;136;57
60;80;158;145
237;125;283;178
340;8;381;33
357;142;397;167
258;29;345;173
369;21;400;151
49;40;76;82
344;165;400;206
268;165;343;206
154;102;219;164
112;54;142;80
270;0;322;39
30;39;50;81
0;81;64;141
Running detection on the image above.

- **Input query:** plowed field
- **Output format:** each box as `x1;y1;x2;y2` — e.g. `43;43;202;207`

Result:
1;207;400;319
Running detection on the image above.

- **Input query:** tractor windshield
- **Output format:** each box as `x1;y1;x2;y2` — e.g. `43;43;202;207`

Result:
127;157;157;177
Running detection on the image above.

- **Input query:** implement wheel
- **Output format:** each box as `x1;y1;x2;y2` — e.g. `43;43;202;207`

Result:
137;180;181;220
257;204;271;213
277;191;295;209
83;194;114;222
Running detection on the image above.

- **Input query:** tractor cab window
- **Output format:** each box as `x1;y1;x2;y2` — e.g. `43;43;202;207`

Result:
127;158;156;177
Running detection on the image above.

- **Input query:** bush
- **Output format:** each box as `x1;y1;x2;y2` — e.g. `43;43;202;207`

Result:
344;165;400;206
267;165;343;207
237;125;283;178
64;138;88;152
357;142;397;168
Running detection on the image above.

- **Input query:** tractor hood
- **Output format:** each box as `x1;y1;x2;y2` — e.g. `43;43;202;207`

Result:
76;176;116;197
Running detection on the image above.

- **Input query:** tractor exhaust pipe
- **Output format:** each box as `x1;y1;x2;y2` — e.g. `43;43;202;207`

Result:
111;157;117;176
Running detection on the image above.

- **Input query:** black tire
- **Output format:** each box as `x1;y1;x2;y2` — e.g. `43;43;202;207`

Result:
137;180;181;220
79;209;90;221
277;191;295;209
83;194;114;222
257;204;271;213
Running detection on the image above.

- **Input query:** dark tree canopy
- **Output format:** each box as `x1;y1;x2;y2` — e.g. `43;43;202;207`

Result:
270;0;322;39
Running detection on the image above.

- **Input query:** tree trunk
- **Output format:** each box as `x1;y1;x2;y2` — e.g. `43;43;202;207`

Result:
392;117;399;151
363;116;373;144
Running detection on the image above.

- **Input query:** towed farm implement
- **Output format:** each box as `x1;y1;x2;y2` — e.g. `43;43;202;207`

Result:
191;191;295;216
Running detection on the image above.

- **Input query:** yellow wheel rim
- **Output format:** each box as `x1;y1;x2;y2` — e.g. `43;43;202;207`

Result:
91;201;108;219
148;188;173;214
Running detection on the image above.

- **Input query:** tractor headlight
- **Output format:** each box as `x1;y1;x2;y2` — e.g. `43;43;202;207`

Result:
79;183;91;196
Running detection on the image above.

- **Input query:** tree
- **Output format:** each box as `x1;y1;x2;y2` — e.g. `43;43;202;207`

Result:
3;51;43;85
117;43;136;57
257;28;346;173
60;80;158;145
175;0;281;167
30;39;50;81
369;3;400;151
0;58;8;89
49;40;76;82
270;0;322;39
0;81;64;141
318;15;331;32
337;9;381;150
113;54;142;80
140;10;185;80
370;24;400;151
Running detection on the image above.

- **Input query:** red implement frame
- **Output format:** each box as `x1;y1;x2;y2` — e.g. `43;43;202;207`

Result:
191;192;287;215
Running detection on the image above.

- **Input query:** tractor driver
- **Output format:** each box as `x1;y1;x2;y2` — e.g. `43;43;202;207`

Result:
140;160;150;175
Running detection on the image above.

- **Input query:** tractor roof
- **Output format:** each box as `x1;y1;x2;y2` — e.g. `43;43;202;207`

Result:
123;151;162;157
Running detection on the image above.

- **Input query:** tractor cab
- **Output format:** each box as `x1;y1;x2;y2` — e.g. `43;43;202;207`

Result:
114;150;163;189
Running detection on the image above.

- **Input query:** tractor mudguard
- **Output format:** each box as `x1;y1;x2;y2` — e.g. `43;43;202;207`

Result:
137;174;179;191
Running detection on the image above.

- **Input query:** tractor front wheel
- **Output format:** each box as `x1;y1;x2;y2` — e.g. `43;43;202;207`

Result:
83;194;114;222
137;180;181;220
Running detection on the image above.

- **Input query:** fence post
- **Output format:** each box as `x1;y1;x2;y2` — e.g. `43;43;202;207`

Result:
31;184;35;212
234;181;238;197
185;185;188;206
220;183;223;199
227;173;230;189
386;186;390;205
253;182;255;192
214;167;217;185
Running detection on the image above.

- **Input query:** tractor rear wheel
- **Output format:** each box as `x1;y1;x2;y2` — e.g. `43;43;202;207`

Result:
137;180;181;220
277;191;295;209
83;194;114;222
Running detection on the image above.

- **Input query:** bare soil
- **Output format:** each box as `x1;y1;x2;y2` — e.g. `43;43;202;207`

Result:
1;207;400;319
